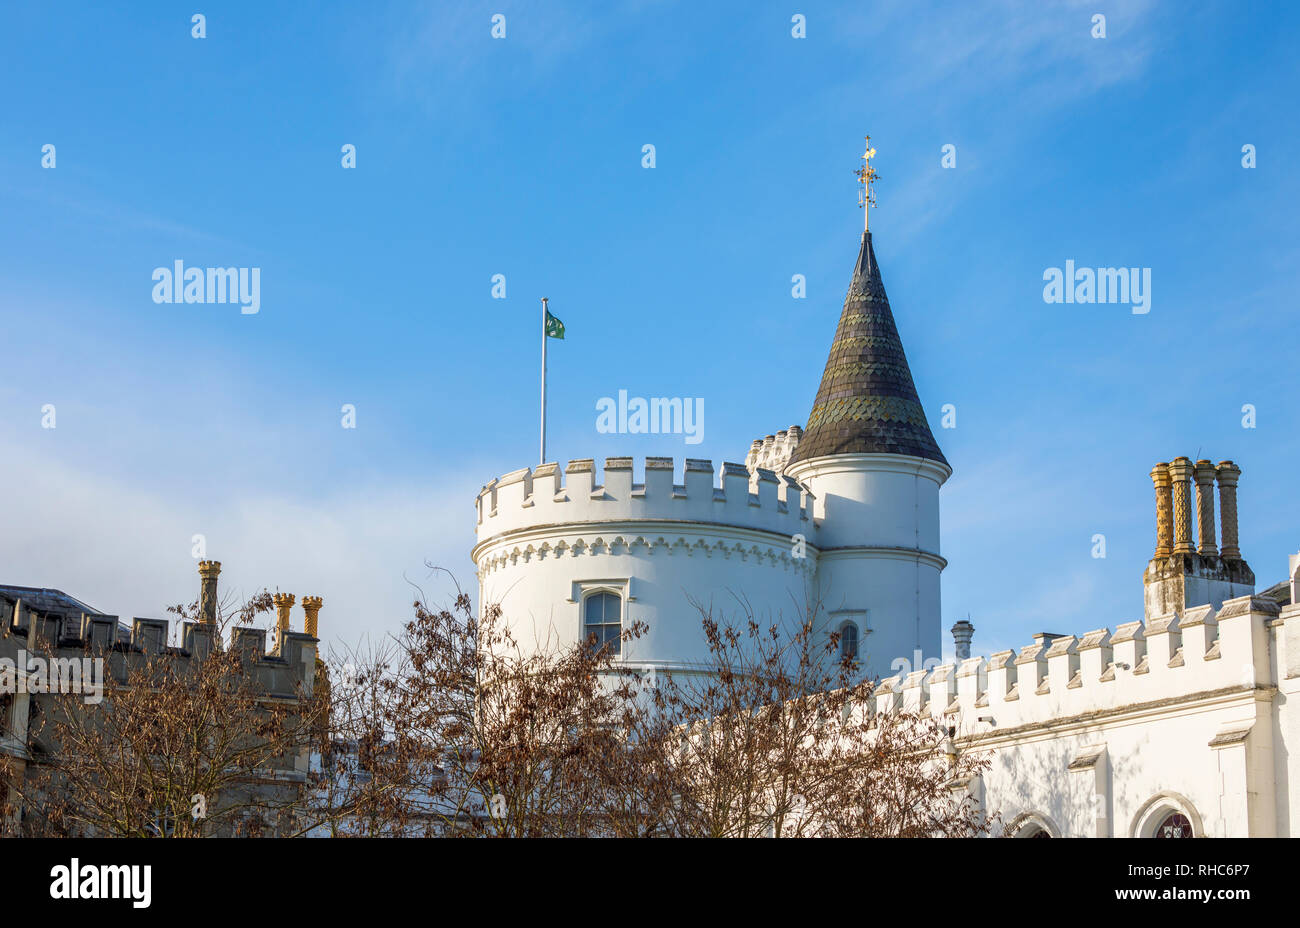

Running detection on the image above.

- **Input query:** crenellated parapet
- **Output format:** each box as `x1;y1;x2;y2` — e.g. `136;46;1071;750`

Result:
745;426;803;477
1;565;325;835
873;592;1289;736
2;605;320;701
475;456;815;544
0;565;324;701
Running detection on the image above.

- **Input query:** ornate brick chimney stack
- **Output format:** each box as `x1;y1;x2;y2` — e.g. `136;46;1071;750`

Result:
301;595;323;638
1143;457;1254;620
1169;457;1196;555
1216;461;1242;559
1150;463;1173;556
273;592;295;638
1193;460;1219;556
198;560;221;624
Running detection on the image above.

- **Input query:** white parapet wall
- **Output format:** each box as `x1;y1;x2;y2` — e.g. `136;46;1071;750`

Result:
476;457;813;540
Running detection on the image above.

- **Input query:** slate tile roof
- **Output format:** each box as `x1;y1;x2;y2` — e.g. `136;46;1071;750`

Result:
0;584;105;617
789;232;947;467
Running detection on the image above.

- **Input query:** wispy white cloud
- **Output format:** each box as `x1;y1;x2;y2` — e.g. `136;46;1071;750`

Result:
938;442;1143;652
831;0;1158;101
821;0;1161;244
0;435;477;652
380;0;667;111
0;180;240;249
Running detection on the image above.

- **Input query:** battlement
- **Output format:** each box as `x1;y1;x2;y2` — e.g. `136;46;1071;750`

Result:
0;566;324;700
475;456;815;542
745;426;803;477
873;592;1293;734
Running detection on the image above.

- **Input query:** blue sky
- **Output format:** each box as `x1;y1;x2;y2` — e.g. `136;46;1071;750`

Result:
1;1;1297;658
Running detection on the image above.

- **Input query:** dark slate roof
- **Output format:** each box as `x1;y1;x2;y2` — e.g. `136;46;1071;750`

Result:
788;232;947;467
1260;580;1291;607
0;584;105;617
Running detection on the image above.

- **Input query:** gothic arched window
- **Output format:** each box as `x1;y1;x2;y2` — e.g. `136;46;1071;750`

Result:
1154;812;1192;838
1010;813;1058;838
840;622;859;662
583;591;622;656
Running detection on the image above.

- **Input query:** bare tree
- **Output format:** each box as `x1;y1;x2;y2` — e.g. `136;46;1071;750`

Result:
5;591;322;838
312;575;994;839
316;582;659;837
636;595;992;837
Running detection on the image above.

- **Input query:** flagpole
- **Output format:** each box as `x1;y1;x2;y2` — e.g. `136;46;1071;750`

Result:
540;297;548;465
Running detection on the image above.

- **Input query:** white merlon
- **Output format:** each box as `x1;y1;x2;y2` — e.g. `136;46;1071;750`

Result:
874;592;1283;731
476;456;814;542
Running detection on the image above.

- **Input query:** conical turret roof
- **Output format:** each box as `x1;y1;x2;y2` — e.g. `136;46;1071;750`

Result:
789;232;947;467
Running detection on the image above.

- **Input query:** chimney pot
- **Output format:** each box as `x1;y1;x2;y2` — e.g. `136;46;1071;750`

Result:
1168;458;1196;554
301;595;323;638
197;560;222;624
1193;460;1219;556
1150;463;1173;557
273;592;296;636
951;619;975;660
1216;461;1243;559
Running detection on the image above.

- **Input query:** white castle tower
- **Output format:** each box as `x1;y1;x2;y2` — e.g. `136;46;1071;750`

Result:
472;143;948;680
785;225;950;676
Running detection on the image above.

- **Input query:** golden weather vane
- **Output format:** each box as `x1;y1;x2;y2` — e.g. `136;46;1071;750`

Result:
855;136;879;232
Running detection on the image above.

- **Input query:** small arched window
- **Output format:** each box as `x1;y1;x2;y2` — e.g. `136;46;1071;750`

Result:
1154;812;1192;838
583;591;622;655
840;622;859;662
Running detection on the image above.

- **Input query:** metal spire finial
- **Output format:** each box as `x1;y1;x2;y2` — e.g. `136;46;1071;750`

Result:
856;136;879;232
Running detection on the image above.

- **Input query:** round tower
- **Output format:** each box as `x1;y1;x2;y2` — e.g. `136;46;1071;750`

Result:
785;228;950;680
472;457;817;673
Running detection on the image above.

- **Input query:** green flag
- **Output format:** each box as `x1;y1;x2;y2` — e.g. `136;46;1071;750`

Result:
545;307;565;339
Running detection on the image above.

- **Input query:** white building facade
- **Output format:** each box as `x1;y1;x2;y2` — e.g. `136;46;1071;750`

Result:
471;225;1300;837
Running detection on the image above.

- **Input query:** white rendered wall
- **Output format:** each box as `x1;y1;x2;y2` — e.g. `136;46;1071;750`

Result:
787;454;944;551
786;453;949;679
1277;605;1300;838
814;550;944;677
477;526;816;669
980;703;1266;838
